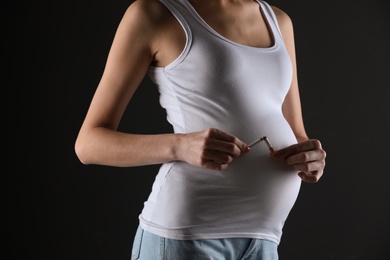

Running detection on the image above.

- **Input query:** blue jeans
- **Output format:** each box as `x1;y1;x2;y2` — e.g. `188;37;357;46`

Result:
131;225;278;260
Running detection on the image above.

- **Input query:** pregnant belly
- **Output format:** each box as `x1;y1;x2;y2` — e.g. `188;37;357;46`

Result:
145;114;302;230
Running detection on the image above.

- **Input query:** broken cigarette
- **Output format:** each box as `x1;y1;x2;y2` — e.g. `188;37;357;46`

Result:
248;136;275;155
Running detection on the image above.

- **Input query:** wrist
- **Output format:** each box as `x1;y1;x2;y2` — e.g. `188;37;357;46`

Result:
295;135;309;143
170;133;185;161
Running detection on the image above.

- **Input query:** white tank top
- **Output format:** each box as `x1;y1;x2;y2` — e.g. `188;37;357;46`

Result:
139;0;301;244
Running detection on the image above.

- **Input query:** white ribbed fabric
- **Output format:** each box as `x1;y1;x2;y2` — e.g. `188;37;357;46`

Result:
139;0;301;244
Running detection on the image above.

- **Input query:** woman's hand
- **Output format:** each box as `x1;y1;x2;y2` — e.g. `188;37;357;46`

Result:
272;139;326;182
176;128;250;171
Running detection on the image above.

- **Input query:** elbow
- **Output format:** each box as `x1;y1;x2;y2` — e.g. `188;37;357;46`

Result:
74;138;92;165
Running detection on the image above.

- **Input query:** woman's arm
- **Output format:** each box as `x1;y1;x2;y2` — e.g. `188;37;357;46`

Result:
75;0;249;170
272;6;326;182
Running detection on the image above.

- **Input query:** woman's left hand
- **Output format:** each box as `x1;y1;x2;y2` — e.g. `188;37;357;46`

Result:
272;139;326;183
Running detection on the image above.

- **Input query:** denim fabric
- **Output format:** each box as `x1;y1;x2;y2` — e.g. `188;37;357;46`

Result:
131;225;278;260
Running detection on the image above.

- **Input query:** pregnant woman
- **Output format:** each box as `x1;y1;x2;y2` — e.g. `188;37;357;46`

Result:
75;0;327;259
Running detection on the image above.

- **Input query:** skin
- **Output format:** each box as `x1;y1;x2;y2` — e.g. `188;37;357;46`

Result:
75;0;326;182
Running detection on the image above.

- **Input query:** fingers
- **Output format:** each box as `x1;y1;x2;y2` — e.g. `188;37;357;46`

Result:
298;171;323;183
272;139;326;183
206;128;250;155
200;129;249;168
201;160;230;171
181;128;250;171
285;149;326;167
201;146;234;165
289;158;326;173
272;139;322;159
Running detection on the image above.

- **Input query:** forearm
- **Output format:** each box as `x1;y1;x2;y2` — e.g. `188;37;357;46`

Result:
75;127;181;167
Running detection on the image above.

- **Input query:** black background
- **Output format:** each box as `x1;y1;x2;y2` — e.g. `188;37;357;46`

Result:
3;0;390;259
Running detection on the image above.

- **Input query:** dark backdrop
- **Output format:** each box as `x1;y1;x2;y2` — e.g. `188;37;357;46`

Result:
4;0;390;259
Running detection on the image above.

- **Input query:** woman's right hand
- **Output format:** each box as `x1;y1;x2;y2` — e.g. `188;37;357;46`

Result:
175;128;250;171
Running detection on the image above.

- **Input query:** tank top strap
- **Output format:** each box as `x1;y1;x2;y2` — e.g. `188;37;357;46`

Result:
158;0;193;69
159;0;192;34
256;1;284;40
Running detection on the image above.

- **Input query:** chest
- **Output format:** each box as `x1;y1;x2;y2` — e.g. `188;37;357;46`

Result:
189;1;274;48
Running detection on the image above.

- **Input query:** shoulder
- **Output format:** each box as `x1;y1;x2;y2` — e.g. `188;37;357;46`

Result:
118;0;178;42
112;0;176;46
123;0;172;26
119;0;185;65
270;5;294;31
